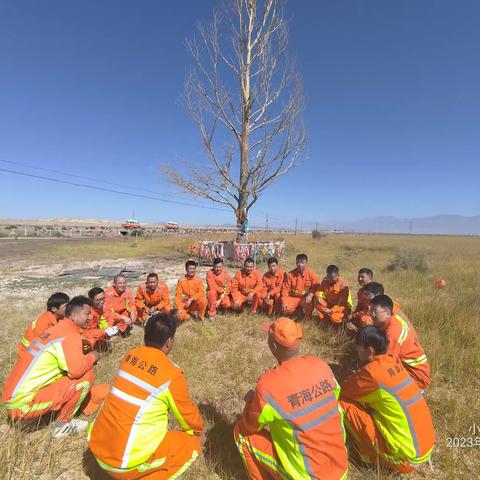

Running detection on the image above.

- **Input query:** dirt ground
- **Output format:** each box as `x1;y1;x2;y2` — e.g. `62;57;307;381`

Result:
0;238;97;258
0;238;209;293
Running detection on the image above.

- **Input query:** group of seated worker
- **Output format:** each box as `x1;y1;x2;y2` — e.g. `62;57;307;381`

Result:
174;254;353;323
85;313;435;479
12;253;431;394
1;252;435;478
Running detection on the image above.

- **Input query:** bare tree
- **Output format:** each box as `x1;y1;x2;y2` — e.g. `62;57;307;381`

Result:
164;0;305;240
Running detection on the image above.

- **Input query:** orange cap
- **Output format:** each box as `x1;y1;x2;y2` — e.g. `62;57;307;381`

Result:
261;317;303;348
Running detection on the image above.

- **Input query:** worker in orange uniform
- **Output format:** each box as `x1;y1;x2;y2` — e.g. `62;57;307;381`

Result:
370;295;430;390
88;287;109;329
174;260;207;321
206;257;231;319
349;282;416;334
340;325;435;473
349;268;374;330
80;287;108;350
280;254;318;320
315;265;353;325
18;292;70;356
260;257;285;316
135;272;171;322
2;296;108;437
88;313;205;479
104;274;137;334
234;317;348;480
231;257;263;313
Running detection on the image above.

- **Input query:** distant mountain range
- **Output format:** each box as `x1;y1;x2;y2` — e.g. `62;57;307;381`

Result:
321;215;480;235
182;214;480;235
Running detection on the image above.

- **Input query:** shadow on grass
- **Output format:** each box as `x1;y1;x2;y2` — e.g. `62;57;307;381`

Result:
199;402;247;479
329;338;359;384
81;404;247;480
82;448;110;480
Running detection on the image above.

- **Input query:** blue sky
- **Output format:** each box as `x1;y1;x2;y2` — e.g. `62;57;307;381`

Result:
0;0;479;228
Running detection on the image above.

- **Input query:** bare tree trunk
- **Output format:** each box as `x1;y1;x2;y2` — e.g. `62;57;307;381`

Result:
163;0;305;241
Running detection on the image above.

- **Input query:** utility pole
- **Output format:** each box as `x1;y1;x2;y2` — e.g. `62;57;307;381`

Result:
265;214;269;232
315;222;318;232
294;218;298;235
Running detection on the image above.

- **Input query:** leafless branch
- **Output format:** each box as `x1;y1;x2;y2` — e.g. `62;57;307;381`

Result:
163;0;305;232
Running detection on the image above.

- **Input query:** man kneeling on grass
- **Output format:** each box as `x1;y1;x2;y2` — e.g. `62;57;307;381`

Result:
88;313;205;480
340;325;435;473
2;296;108;437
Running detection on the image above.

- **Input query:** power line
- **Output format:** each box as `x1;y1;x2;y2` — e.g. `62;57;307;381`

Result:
0;167;231;212
0;158;204;204
0;159;269;220
0;161;316;225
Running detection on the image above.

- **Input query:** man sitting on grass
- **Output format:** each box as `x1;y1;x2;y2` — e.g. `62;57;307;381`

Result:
174;260;207;321
259;257;285;316
350;268;374;329
370;295;430;390
348;282;416;334
280;254;318;321
18;292;70;356
231;257;263;314
104;274;137;334
340;325;435;473
206;258;232;319
314;264;353;325
234;317;348;479
2;296;108;437
81;287;108;350
135;272;171;322
88;313;205;479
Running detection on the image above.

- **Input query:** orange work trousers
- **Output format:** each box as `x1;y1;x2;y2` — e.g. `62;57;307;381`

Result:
234;423;285;480
231;292;261;313
280;296;314;320
137;306;172;323
316;305;350;325
207;291;231;317
102;430;201;480
259;293;281;316
175;298;207;321
7;370;98;423
340;400;415;474
351;311;373;329
82;328;106;349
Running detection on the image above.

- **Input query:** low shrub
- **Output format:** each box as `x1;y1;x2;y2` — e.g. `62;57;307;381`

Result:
312;229;327;240
387;249;429;272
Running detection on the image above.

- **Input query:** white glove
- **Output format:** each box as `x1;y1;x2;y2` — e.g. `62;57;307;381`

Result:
105;326;119;337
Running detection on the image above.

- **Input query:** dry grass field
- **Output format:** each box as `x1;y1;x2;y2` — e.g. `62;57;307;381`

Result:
0;233;479;479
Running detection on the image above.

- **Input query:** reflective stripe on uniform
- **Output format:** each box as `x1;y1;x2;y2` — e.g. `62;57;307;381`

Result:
379;381;421;458
10;338;65;399
110;387;145;407
346;290;353;310
117;369;158;394
121;380;171;468
403;354;428;367
264;393;343;479
395;315;410;345
236;432;292;480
